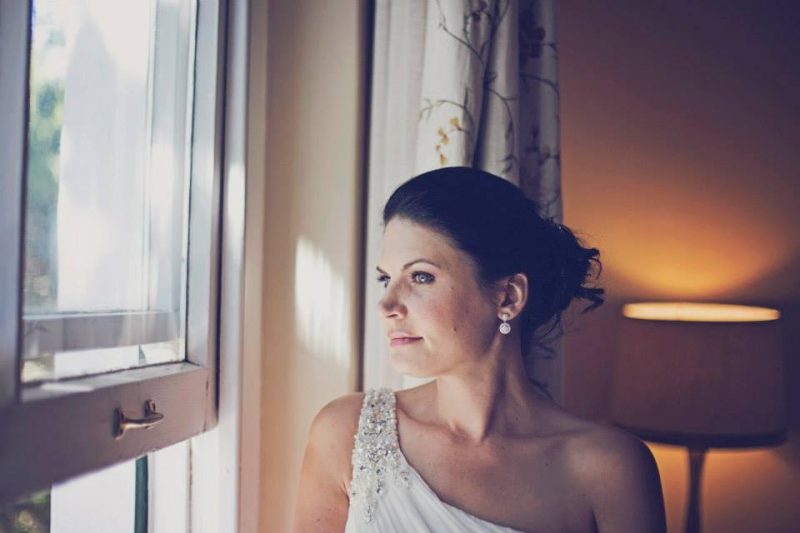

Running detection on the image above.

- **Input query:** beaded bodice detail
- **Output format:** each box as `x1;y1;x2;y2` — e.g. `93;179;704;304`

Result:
349;388;412;523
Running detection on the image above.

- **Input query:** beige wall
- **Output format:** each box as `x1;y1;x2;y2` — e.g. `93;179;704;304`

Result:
258;1;365;530
559;2;800;532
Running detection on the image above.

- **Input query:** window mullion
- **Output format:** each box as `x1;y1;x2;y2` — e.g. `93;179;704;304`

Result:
0;0;32;408
21;311;181;357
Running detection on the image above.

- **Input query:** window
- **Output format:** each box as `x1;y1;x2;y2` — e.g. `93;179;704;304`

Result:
21;0;194;384
0;0;228;512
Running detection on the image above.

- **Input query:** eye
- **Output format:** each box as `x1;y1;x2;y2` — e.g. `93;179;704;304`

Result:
376;274;390;288
411;271;434;284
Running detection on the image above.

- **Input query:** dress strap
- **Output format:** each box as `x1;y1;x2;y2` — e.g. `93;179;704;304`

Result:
349;388;411;523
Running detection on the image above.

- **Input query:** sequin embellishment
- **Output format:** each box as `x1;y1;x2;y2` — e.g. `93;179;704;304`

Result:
349;388;411;523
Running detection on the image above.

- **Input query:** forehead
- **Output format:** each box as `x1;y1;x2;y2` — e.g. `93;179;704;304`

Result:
378;218;457;266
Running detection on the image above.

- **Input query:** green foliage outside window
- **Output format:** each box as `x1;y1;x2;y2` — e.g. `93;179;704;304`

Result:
0;490;50;533
24;69;63;312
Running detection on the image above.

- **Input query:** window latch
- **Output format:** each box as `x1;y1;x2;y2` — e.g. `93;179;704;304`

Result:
113;399;165;439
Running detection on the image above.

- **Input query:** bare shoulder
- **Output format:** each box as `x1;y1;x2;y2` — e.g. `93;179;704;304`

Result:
565;422;667;533
306;392;366;481
311;391;365;438
292;392;365;532
565;421;655;475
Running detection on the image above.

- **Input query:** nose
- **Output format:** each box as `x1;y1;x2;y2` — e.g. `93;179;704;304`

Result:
377;284;406;319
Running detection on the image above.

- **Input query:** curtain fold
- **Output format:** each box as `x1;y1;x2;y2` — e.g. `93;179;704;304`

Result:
364;0;563;403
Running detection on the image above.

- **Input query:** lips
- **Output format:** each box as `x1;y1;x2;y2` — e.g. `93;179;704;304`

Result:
390;336;421;347
388;331;421;347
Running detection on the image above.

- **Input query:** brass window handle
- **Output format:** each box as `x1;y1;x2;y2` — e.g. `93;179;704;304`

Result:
113;399;164;439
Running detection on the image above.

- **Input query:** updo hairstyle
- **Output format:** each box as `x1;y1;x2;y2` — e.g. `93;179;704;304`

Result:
382;167;604;351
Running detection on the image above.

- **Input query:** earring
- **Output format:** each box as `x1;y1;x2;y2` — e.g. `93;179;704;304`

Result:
499;313;511;335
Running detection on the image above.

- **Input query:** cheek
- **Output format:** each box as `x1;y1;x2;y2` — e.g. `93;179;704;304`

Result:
424;284;479;336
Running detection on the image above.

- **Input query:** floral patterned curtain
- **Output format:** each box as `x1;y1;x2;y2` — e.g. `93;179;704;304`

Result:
363;0;563;403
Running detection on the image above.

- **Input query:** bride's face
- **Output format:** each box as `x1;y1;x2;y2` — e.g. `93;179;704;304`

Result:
376;217;500;378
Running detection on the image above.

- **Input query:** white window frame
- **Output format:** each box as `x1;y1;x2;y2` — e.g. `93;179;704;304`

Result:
178;0;263;531
0;0;234;508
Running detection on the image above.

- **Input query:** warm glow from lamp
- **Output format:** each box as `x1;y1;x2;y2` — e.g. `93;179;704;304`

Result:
622;302;780;322
612;300;787;533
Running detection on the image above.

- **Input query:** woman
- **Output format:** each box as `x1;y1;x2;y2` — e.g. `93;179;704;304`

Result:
293;167;666;532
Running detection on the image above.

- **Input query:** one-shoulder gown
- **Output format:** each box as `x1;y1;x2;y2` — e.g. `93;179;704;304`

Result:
344;388;525;532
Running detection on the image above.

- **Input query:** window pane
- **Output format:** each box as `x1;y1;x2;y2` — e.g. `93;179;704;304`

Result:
22;0;195;383
0;490;50;532
0;456;148;532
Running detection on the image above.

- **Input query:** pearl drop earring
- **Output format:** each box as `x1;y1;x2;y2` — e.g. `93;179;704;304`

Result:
499;313;511;335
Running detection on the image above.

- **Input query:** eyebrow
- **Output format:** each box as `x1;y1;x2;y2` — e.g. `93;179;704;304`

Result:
375;258;441;274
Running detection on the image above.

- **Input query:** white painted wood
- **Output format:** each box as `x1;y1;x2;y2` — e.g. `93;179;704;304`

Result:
189;427;221;533
215;0;247;525
0;362;211;503
239;0;267;528
0;0;30;408
189;0;262;531
185;0;225;433
149;440;189;533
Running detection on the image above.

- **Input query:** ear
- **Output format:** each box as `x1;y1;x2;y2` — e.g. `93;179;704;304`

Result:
495;272;528;319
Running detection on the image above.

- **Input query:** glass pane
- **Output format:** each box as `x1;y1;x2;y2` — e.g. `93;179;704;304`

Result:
52;457;136;533
0;490;50;532
0;458;149;532
21;0;196;383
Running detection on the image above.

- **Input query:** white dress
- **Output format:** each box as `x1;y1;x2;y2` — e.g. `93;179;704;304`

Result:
344;388;524;532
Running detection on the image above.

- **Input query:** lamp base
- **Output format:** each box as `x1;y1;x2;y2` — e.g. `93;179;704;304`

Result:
685;445;708;533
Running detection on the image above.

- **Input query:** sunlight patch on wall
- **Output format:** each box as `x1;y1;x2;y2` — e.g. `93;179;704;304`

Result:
293;237;351;369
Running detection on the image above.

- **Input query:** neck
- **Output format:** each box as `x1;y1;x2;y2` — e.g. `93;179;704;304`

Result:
429;340;551;444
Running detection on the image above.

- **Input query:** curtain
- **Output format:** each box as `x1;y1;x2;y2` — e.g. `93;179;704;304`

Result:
363;0;563;403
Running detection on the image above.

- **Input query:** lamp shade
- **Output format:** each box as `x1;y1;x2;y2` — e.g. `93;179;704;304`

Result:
609;302;788;448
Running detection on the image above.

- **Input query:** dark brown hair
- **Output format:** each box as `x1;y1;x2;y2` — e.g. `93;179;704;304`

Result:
382;166;604;351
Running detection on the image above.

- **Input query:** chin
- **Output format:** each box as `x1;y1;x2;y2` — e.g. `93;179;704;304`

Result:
388;350;439;379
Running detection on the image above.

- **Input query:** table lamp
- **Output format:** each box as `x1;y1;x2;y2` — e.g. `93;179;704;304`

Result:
609;302;788;533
